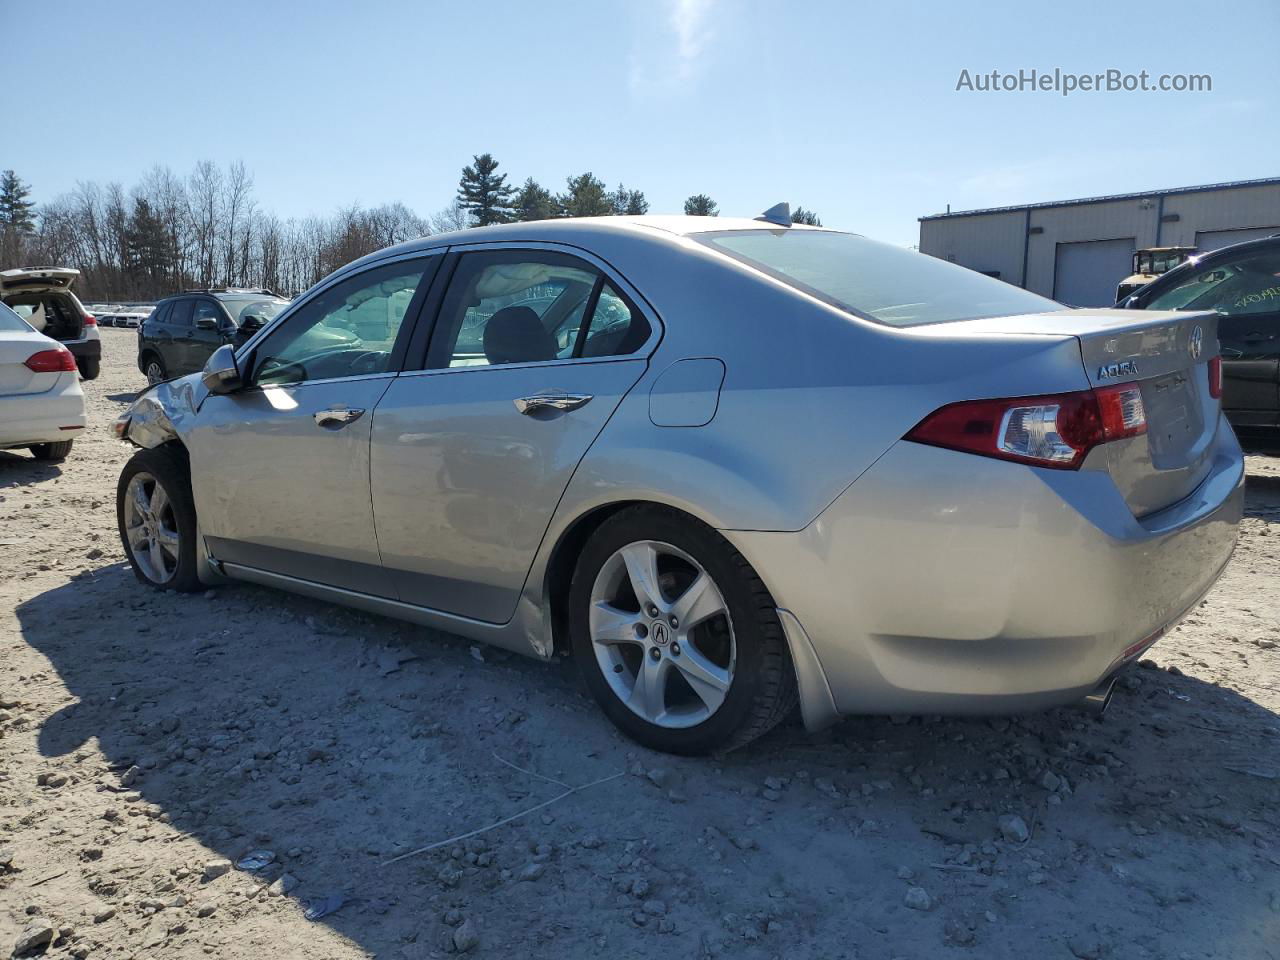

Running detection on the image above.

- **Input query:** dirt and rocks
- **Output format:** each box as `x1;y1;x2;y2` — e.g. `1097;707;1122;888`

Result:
1;329;1278;959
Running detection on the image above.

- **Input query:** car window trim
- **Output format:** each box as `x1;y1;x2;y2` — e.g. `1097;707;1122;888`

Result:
238;252;443;391
403;240;662;373
570;277;605;359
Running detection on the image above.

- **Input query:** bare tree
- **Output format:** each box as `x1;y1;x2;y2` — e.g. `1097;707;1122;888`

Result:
430;199;473;234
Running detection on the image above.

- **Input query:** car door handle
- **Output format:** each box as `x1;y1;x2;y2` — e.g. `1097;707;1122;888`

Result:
314;407;366;427
514;393;593;415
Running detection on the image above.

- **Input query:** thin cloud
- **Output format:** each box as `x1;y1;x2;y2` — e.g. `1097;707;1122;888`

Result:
672;0;715;80
630;0;717;94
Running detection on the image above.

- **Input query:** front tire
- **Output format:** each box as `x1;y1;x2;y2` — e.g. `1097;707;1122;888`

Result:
569;505;797;755
29;441;74;461
117;446;203;591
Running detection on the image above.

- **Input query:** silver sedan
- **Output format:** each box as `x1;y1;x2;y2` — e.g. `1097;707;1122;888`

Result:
114;213;1244;754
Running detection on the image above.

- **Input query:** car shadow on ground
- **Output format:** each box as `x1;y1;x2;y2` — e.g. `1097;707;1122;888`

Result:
1238;433;1280;457
13;561;1280;958
0;451;63;488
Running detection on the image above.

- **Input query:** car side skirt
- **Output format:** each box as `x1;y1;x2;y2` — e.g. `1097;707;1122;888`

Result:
217;561;552;659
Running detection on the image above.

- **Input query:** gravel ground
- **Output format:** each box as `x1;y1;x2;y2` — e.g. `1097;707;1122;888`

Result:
2;329;1279;959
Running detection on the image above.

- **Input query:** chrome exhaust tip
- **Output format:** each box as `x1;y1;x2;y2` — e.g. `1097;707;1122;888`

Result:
1076;677;1116;715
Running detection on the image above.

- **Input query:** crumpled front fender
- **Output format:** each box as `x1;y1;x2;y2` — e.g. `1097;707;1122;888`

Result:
115;374;205;448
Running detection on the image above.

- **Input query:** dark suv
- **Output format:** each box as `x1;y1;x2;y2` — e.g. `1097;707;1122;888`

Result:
137;289;290;384
1120;235;1280;430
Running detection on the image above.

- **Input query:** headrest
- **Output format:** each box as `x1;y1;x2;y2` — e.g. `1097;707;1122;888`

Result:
483;306;558;365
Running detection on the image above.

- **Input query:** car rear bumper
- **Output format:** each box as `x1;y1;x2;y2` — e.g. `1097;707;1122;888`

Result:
728;419;1244;725
62;336;102;360
0;374;87;447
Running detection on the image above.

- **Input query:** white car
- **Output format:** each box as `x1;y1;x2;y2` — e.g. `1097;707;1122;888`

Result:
0;267;102;380
0;303;87;460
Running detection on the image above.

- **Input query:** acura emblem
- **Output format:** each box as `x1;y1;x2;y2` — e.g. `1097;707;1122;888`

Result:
1188;325;1203;360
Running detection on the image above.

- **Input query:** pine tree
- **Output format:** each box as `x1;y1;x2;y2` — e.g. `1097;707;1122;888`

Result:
0;170;36;264
456;153;514;226
608;183;649;216
558;173;613;218
514;178;557;222
0;170;35;232
683;194;719;216
127;197;173;285
791;207;822;226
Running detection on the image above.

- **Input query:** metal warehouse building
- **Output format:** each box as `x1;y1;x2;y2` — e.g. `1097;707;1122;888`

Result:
918;176;1280;307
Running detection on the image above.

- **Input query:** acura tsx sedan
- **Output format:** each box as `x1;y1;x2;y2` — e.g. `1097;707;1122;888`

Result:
113;212;1244;754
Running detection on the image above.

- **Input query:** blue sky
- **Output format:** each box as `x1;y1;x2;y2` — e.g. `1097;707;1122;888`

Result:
9;0;1278;244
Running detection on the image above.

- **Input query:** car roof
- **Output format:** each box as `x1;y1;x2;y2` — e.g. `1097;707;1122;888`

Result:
411;215;823;247
334;215;830;278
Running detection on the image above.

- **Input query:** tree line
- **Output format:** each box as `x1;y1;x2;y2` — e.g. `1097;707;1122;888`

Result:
0;156;820;302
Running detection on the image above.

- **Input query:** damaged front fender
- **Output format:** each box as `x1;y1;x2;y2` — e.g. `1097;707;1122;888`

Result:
113;374;206;448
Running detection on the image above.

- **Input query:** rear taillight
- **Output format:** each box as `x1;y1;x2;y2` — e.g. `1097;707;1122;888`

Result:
83;314;97;326
906;382;1147;470
24;348;78;373
1208;355;1222;399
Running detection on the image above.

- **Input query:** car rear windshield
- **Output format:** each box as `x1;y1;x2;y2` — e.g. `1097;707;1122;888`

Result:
697;230;1059;326
0;303;32;332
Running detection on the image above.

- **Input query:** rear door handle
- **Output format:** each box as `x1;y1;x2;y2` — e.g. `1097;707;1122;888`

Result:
314;407;365;427
514;393;593;415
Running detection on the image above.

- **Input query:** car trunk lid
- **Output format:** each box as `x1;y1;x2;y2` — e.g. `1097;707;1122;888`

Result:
940;307;1222;516
0;332;61;397
0;267;80;295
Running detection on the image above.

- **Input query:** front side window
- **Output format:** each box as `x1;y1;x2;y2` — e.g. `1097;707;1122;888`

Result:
1145;251;1280;317
698;229;1059;327
252;259;433;386
192;300;222;327
427;251;650;369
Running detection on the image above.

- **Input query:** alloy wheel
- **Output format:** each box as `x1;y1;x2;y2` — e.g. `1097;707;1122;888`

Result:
589;540;736;728
145;361;164;385
122;472;180;584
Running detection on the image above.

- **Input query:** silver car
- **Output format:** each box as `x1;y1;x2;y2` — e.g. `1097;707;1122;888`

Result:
113;214;1244;754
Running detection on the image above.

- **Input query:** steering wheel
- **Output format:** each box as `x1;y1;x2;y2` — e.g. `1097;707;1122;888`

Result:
348;350;387;375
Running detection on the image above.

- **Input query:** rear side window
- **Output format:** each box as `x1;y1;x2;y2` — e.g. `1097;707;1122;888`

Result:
427;251;650;369
698;230;1059;327
1145;251;1280;316
169;300;194;328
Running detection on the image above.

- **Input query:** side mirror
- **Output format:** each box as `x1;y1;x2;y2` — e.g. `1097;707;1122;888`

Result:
195;316;218;330
202;344;244;394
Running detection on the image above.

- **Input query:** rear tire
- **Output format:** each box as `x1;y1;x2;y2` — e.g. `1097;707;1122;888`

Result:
78;357;100;380
29;441;74;461
117;446;203;592
142;354;166;385
569;505;797;755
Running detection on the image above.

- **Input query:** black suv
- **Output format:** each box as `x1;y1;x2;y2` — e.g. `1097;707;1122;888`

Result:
137;289;290;384
1120;235;1280;430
